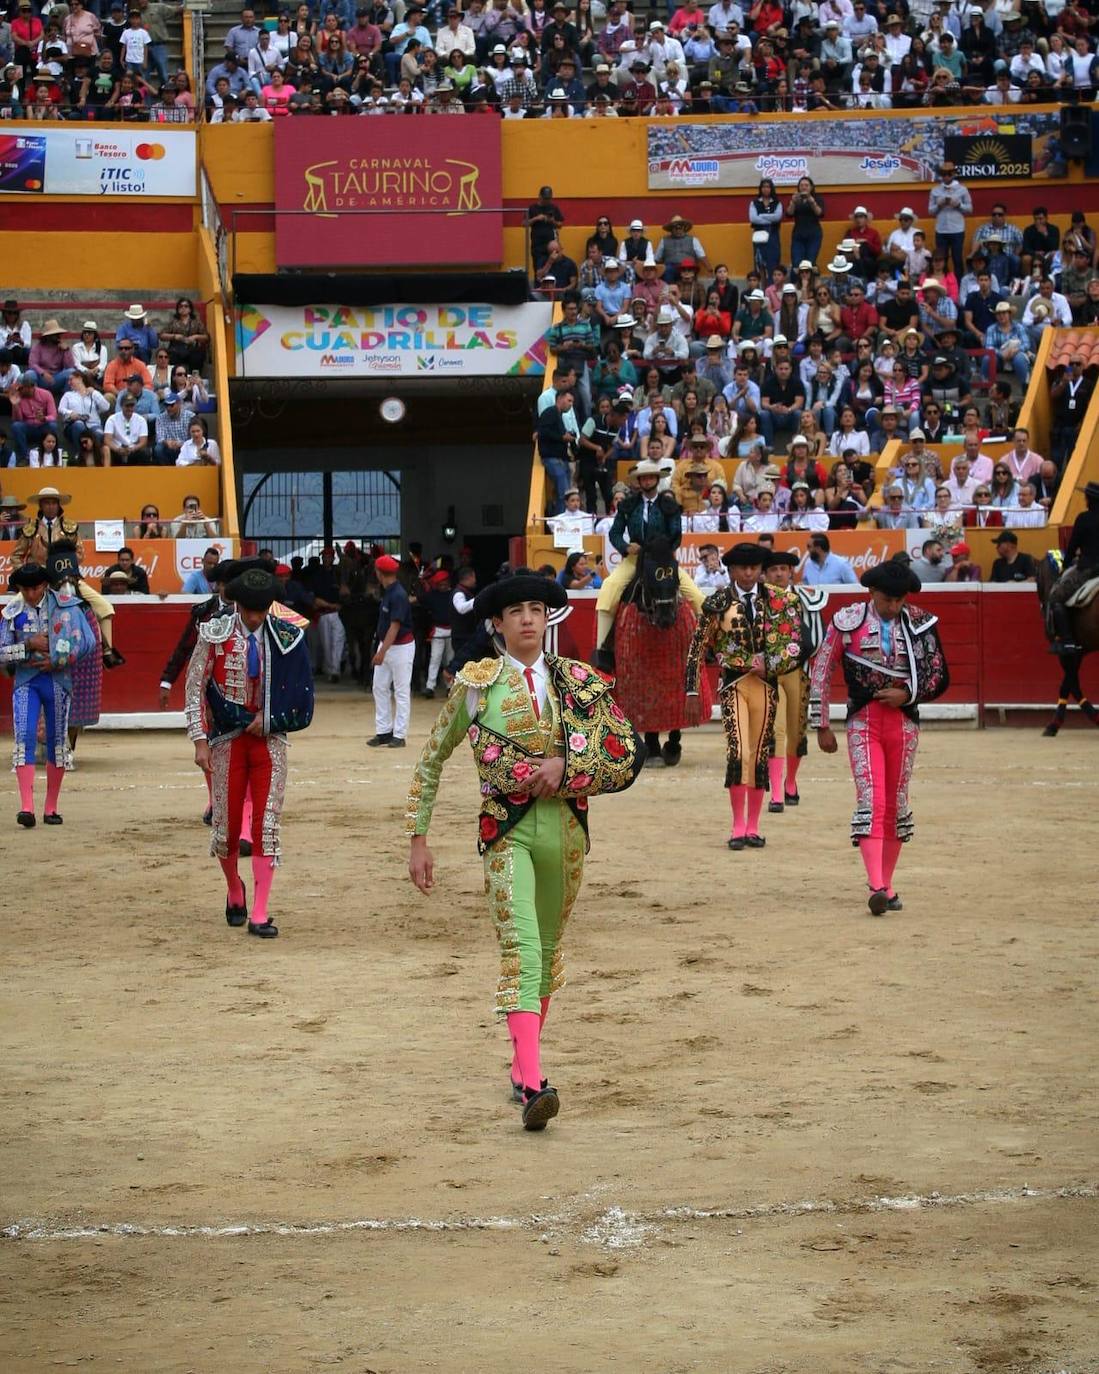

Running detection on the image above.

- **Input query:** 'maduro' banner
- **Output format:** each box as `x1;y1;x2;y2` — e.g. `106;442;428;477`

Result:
273;120;503;268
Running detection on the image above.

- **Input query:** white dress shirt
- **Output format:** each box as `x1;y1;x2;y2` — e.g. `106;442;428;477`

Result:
507;652;547;712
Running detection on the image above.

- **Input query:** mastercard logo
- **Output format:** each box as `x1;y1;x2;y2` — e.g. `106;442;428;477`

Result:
23;179;42;190
134;143;166;161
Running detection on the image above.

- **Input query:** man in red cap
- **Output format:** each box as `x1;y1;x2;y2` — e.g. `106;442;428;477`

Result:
368;554;415;748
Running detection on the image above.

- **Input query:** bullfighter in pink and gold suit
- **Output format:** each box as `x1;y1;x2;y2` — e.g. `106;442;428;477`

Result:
810;560;949;918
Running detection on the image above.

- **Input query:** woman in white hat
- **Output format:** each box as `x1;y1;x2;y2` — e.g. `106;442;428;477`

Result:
70;321;108;386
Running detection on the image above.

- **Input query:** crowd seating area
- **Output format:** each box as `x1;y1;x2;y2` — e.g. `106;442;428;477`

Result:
0;0;191;121
534;194;1099;539
6;0;1092;121
1;294;216;469
190;0;1099;120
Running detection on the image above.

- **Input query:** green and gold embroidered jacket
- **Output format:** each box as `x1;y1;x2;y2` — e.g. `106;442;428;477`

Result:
405;654;642;854
685;582;803;695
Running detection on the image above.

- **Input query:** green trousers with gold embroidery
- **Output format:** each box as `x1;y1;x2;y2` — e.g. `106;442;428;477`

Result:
483;798;586;1016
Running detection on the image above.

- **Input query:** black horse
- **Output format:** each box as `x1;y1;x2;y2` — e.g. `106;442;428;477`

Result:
1036;553;1099;735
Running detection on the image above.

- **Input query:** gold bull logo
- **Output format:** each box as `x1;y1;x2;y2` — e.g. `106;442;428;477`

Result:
301;158;482;218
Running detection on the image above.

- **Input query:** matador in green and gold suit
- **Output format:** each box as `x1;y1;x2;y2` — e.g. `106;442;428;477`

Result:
406;574;642;1131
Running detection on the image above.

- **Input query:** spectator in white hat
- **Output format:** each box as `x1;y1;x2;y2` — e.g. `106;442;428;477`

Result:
618;218;651;270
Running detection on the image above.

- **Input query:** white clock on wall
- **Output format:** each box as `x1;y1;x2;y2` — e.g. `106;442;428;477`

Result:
380;397;406;424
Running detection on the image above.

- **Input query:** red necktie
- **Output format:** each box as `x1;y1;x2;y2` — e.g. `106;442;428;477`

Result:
524;667;541;720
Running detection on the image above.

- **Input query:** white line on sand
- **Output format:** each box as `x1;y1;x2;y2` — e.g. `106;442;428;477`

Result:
4;1183;1095;1248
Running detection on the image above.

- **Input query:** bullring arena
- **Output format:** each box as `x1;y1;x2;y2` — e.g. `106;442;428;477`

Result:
2;694;1096;1373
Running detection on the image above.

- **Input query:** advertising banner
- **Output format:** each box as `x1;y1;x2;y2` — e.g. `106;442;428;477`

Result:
602;528;904;575
942;133;1032;180
0;127;195;197
235;302;551;378
0;537;235;595
647;111;1059;189
273;119;503;267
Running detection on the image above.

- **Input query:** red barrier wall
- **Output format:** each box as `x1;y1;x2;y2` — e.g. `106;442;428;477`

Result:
554;586;1099;713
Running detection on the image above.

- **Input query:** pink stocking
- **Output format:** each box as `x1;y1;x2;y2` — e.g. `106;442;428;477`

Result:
746;788;764;836
45;764;65;815
16;764;35;813
514;998;552;1085
785;755;801;796
506;1010;542;1092
219;856;245;906
859;837;885;891
882;839;903;898
767;757;784;804
729;785;748;838
251;855;276;924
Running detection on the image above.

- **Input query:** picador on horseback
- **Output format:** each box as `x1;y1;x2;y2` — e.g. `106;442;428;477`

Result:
591;456;710;764
1045;481;1099;657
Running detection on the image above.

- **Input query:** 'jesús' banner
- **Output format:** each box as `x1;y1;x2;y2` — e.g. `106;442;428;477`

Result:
0;127;196;197
235;302;551;378
273;119;503;267
647;111;1059;189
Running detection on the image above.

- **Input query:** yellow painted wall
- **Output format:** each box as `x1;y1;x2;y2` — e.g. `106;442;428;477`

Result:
2;469;220;521
1;225;198;291
201;106;1091;280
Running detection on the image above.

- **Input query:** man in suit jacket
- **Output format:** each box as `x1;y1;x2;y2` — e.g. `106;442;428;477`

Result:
594;454;704;653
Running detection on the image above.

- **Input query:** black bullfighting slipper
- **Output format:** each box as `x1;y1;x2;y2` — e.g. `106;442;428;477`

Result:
43;813;63;825
225;893;248;927
16;811;35;829
202;806;213;826
247;919;279;939
768;800;784;814
886;894;904;912
784;791;800;806
522;1085;560;1132
868;889;890;917
366;733;393;747
238;839;253;858
745;834;766;848
727;836;746;851
661;741;682;767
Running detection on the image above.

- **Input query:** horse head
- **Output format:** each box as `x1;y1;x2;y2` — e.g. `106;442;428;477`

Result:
632;535;680;630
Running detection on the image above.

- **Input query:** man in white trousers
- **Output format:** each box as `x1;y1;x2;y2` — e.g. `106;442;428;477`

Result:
367;554;415;749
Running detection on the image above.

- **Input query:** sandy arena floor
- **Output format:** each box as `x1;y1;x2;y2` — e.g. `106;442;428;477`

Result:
1;692;1097;1374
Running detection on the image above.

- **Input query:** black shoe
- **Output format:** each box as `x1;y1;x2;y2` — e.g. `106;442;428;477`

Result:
727;836;746;851
422;689;436;699
329;674;340;685
43;812;63;825
238;838;253;858
16;810;35;829
868;889;889;917
202;806;213;827
522;1085;560;1131
366;733;393;747
768;800;784;814
886;893;904;912
226;893;248;927
784;792;800;806
661;741;682;767
745;834;766;848
387;737;406;748
247;918;279;939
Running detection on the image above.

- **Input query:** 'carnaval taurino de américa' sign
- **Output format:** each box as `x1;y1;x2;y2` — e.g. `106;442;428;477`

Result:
942;134;1032;180
273;120;503;268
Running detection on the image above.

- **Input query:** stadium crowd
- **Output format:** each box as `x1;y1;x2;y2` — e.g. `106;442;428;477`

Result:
1;298;215;468
534;194;1098;530
4;0;1099;120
